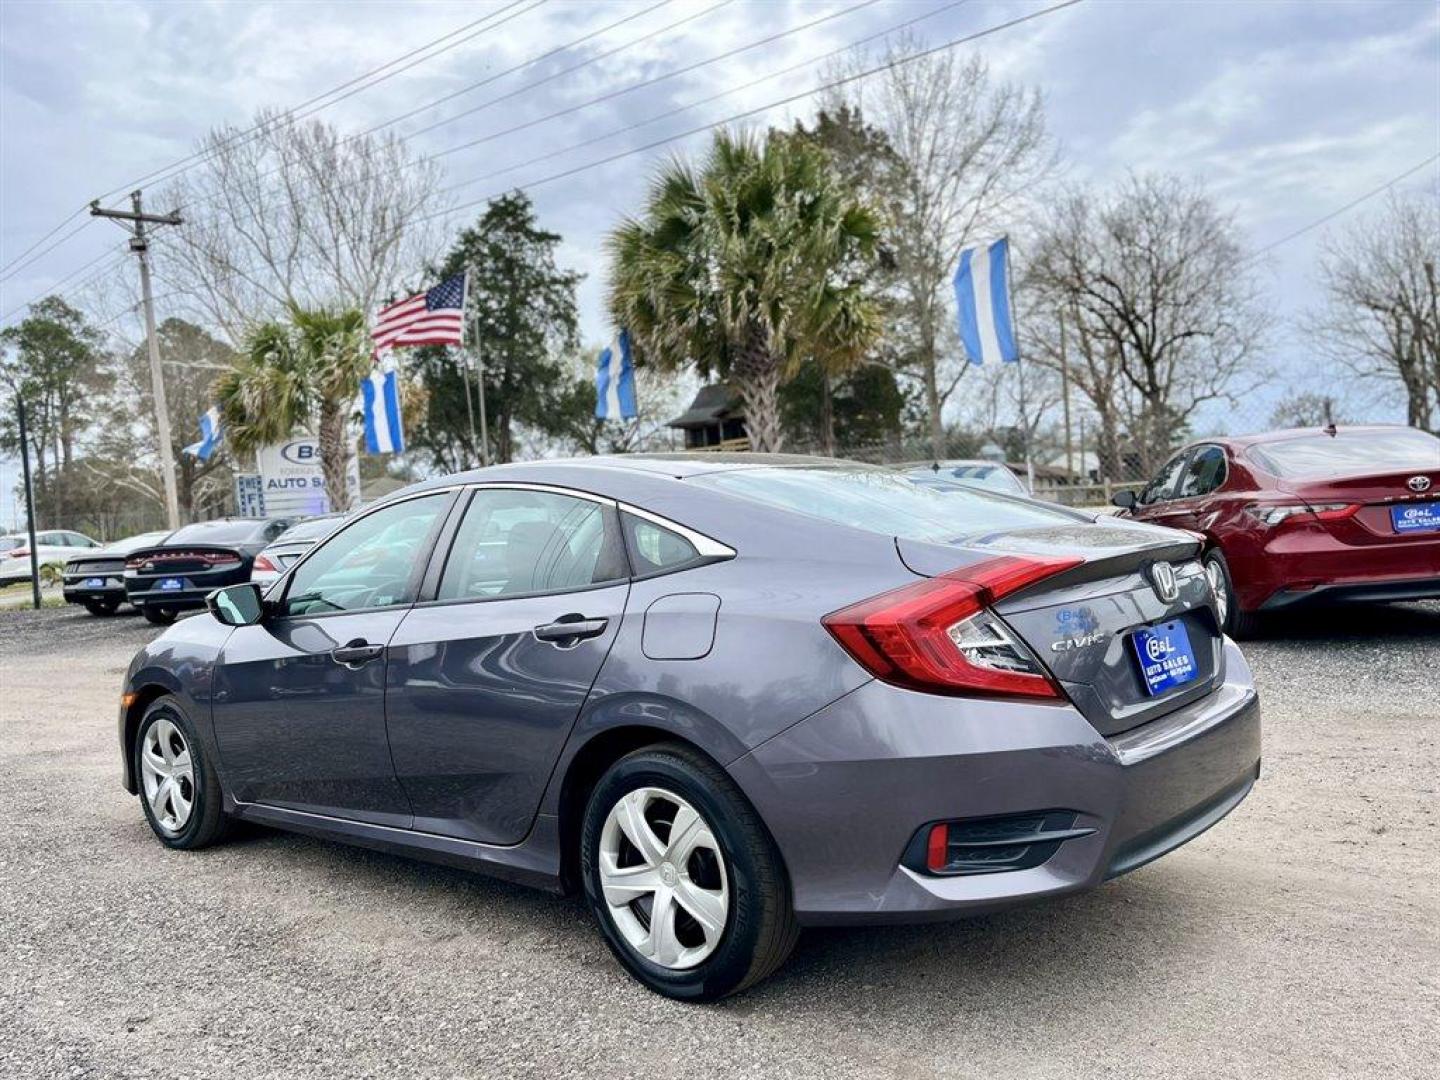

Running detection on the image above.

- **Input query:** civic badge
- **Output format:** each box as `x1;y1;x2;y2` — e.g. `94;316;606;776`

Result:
1147;561;1179;603
1407;475;1431;493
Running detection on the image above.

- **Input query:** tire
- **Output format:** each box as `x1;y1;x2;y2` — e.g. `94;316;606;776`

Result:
83;599;120;616
1204;549;1262;639
133;697;230;850
141;605;177;626
580;743;799;1002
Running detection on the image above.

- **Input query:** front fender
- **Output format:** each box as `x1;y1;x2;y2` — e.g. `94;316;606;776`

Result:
119;617;231;793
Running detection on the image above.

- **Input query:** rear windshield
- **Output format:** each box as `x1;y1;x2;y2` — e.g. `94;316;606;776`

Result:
164;520;266;545
274;516;344;543
691;466;1079;543
1247;429;1440;479
0;536;22;552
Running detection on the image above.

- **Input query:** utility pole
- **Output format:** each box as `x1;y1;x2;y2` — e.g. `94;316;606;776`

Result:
90;192;183;529
471;312;491;468
1059;308;1074;481
16;396;41;610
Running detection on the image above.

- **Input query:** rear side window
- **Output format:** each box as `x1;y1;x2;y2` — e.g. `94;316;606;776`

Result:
1248;429;1440;479
622;514;702;576
437;489;627;601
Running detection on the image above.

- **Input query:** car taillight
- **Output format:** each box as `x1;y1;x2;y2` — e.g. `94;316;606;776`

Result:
1243;502;1359;528
9;548;28;558
822;554;1082;700
252;554;279;573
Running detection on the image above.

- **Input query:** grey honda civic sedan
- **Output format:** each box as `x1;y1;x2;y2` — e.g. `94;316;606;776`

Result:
119;455;1260;1000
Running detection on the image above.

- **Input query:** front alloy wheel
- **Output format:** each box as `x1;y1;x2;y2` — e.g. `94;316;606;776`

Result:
140;715;195;835
598;787;730;969
134;699;230;849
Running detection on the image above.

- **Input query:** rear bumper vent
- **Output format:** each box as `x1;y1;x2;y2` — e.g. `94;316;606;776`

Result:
903;811;1094;876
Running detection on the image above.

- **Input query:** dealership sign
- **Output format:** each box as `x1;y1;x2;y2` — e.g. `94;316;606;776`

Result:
245;436;361;517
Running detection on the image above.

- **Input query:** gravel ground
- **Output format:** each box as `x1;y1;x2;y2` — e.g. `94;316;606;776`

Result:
2;601;1438;1079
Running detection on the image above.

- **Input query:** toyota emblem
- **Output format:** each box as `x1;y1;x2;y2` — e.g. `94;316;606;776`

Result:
1148;561;1179;604
1407;475;1432;493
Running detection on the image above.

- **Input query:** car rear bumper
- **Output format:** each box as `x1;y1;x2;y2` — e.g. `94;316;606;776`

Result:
1258;575;1440;610
1232;527;1440;611
727;640;1260;926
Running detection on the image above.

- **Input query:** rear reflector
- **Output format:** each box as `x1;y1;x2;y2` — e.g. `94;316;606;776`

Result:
822;554;1082;700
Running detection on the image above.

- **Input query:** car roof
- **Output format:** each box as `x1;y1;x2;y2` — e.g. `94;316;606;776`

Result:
414;452;870;487
1195;424;1428;450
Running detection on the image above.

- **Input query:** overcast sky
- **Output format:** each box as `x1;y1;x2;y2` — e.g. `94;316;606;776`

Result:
1;0;1437;525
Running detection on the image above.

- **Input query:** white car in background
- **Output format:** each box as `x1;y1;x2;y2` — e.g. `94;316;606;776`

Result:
0;529;102;583
250;513;348;588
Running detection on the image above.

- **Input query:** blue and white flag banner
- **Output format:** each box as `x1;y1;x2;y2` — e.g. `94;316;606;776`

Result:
595;329;638;421
183;405;222;461
362;369;405;455
953;236;1020;366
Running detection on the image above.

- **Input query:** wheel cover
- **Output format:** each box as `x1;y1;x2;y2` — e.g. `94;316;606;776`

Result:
1205;560;1229;625
140;717;195;835
598;787;730;970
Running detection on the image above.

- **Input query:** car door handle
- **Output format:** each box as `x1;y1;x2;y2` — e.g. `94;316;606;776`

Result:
331;640;385;666
533;616;608;646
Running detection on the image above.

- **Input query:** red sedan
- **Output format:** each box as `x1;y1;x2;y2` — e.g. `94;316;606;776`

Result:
1114;425;1440;637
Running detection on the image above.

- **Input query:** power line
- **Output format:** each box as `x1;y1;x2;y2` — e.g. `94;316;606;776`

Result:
2;0;544;283
0;218;97;284
1249;152;1440;260
429;0;889;169
443;0;970;197
0;208;89;279
428;0;1087;222
0;244;130;325
97;0;545;199
170;0;723;221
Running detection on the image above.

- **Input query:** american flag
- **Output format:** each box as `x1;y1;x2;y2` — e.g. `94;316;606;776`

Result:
371;273;467;353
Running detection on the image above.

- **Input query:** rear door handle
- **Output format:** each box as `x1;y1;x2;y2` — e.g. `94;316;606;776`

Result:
533;616;608;646
331;639;385;666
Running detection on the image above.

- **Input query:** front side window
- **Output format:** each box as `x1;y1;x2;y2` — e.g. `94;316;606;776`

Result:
1177;446;1226;499
437;488;627;601
1140;453;1191;505
281;493;449;616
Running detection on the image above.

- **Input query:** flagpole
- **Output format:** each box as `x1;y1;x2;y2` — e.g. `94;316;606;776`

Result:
1003;235;1036;495
472;308;490;468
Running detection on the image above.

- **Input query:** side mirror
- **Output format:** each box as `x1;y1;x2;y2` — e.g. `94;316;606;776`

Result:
1110;489;1138;511
207;582;265;626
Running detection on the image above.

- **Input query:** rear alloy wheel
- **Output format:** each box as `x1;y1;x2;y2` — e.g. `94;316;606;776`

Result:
134;699;229;849
1204;549;1261;639
83;598;120;616
581;744;798;1001
142;605;177;626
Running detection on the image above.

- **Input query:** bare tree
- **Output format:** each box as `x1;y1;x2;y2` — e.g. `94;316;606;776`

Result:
154;108;444;343
1026;174;1268;475
1307;187;1439;431
824;37;1055;458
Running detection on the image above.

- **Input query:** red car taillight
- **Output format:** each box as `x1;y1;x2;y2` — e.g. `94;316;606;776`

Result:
822;555;1082;700
1243;501;1359;528
252;554;280;574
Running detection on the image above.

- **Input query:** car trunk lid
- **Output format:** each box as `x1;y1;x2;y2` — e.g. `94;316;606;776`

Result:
896;521;1221;736
1276;469;1440;543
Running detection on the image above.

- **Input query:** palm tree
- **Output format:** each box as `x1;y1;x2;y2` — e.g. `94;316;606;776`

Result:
607;130;882;452
215;305;371;512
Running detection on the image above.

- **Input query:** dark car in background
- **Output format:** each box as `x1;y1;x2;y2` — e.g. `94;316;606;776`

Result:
119;456;1259;1000
249;513;347;589
124;517;294;625
63;530;172;615
1114;425;1440;636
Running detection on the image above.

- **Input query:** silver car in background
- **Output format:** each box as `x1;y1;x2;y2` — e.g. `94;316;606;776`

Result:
250;513;347;588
